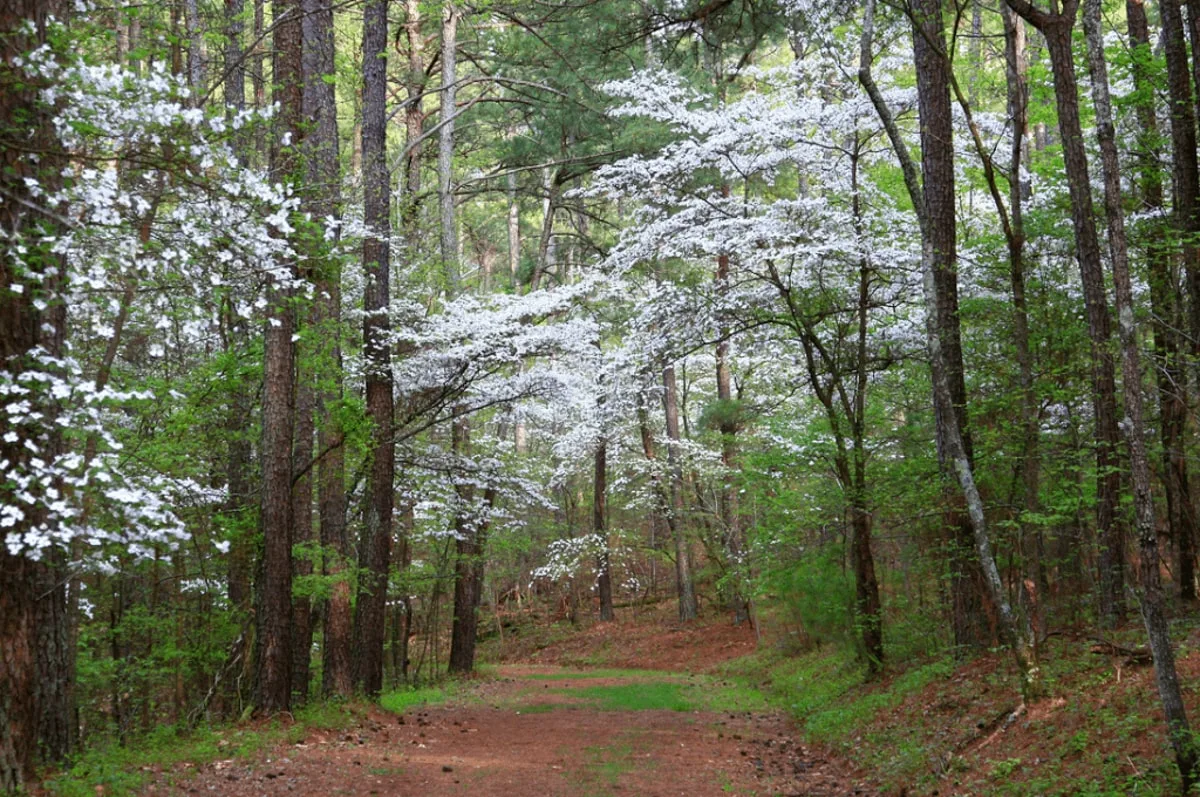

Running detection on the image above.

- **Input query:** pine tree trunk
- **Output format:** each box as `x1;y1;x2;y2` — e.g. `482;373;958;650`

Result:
1155;0;1200;601
715;249;748;623
595;437;615;622
254;0;304;714
295;0;351;700
1006;0;1124;627
864;0;1039;698
222;0;253;640
910;0;993;650
352;0;394;698
225;0;246;158
1083;3;1196;788
290;326;315;704
1185;0;1200;367
1001;5;1046;624
439;3;459;289
663;365;698;622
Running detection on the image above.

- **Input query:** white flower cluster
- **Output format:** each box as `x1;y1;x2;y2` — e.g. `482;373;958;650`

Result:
3;47;296;565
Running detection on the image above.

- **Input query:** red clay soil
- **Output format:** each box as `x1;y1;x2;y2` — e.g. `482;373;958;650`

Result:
488;601;761;673
134;606;872;796
159;671;866;796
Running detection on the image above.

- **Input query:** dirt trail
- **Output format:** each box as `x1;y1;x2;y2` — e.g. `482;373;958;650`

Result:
157;665;866;796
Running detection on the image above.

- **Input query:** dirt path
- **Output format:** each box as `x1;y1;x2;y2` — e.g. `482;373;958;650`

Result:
157;666;866;796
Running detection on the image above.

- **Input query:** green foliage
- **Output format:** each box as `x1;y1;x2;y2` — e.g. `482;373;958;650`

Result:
44;701;361;797
378;685;459;714
566;681;693;711
698;398;749;434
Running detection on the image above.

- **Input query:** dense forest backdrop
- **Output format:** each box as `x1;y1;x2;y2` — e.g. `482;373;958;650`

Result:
5;0;1200;790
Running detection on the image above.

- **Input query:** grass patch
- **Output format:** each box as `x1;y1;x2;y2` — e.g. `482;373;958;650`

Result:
48;680;465;795
567;681;693;711
514;669;768;714
524;668;672;681
682;676;771;714
379;684;458;714
44;700;362;797
567;733;650;797
713;645;958;789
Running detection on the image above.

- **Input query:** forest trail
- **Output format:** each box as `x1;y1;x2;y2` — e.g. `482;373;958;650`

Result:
152;665;865;796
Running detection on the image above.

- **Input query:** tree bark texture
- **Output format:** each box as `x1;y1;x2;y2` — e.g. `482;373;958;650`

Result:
352;0;394;698
224;0;246;159
1005;0;1124;627
863;0;1039;697
439;3;459;288
595;436;615;622
1154;0;1200;600
254;0;304;714
715;249;748;623
663;365;698;622
910;0;993;650
299;0;352;700
1084;2;1196;788
449;420;495;673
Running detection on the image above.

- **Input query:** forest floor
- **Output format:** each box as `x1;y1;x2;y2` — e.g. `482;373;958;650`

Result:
115;602;868;796
68;598;1200;796
157;664;862;796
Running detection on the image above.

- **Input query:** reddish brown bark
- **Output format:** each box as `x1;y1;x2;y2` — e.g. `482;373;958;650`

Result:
0;0;72;785
351;0;395;698
253;0;304;713
595;437;615;622
1155;0;1200;600
1005;0;1124;627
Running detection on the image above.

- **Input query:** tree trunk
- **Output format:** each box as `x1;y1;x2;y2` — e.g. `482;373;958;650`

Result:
507;171;520;283
637;386;670;597
715;249;748;624
403;0;424;224
1155;0;1200;601
352;0;394;698
253;0;304;714
1185;0;1200;365
221;0;254;640
1006;0;1124;627
185;0;204;91
863;0;1039;698
529;167;559;292
224;0;246;158
910;0;992;650
1001;5;1046;625
252;0;266;162
290;322;316;704
291;0;342;707
595;436;615;622
1083;3;1197;788
297;0;351;700
439;2;459;289
0;555;40;790
850;147;882;673
449;421;495;673
663;365;698;622
389;0;424;688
